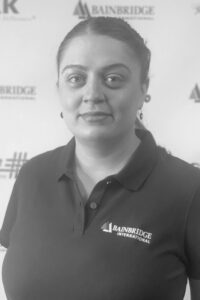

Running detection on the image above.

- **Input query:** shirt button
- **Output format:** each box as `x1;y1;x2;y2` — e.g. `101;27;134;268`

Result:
89;202;97;209
106;180;111;185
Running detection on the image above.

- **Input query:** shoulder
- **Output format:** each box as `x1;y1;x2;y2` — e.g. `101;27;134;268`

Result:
27;145;65;166
155;146;200;193
25;145;65;169
157;146;200;178
17;145;66;182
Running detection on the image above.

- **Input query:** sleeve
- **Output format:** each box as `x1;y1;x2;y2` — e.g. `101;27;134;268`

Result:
0;167;24;248
185;183;200;279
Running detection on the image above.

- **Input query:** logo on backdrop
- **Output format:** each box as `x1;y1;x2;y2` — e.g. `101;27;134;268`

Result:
0;85;36;101
194;4;200;14
0;152;28;179
74;0;90;18
0;0;35;21
190;84;200;103
74;0;155;20
0;0;18;14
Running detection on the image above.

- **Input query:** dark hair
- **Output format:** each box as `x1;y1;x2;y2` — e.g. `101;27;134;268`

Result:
56;17;151;86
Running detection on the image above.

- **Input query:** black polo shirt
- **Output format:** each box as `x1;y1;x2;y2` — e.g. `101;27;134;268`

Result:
1;130;200;300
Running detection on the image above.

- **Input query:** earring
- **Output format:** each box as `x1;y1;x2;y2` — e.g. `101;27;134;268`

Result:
145;94;151;103
137;109;143;120
60;112;63;119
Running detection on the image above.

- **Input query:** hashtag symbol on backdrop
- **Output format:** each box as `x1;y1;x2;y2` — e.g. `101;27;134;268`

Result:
0;152;28;179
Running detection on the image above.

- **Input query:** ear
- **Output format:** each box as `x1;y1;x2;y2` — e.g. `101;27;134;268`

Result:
137;83;148;109
56;81;61;96
141;82;148;94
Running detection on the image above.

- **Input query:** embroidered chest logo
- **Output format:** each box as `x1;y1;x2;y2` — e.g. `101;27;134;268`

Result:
101;222;152;245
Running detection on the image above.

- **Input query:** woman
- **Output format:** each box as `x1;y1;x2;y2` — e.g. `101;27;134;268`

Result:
1;17;200;300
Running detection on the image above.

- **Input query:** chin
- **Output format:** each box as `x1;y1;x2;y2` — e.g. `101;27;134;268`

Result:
76;129;114;142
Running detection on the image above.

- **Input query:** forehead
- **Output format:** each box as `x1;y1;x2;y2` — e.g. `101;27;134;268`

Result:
59;34;139;72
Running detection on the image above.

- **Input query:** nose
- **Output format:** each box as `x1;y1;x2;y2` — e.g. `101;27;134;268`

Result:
82;77;106;104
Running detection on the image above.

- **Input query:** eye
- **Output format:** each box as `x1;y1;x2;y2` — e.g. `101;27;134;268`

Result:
104;74;125;89
66;73;86;87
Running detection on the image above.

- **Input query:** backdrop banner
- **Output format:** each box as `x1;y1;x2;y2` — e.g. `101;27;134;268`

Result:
0;1;200;299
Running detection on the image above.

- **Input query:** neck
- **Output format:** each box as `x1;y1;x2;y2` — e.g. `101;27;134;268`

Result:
75;130;140;177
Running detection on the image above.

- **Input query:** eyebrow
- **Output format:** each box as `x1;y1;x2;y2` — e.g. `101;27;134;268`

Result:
61;65;87;74
61;63;131;74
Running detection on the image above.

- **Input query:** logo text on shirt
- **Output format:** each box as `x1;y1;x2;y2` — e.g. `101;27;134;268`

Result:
101;222;152;244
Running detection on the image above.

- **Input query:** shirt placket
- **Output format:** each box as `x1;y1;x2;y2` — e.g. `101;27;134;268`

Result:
73;178;113;236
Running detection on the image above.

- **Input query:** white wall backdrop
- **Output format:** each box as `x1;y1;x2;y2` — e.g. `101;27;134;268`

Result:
0;0;200;299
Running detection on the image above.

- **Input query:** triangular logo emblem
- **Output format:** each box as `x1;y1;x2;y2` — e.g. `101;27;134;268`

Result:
101;222;113;233
194;5;200;14
73;0;91;19
190;84;200;103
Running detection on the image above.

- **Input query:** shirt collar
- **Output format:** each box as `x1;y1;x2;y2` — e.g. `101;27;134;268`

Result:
114;129;158;191
56;137;76;181
56;130;158;191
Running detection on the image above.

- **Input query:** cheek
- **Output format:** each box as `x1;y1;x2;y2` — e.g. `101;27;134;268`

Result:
121;87;144;111
114;92;138;115
112;98;140;127
59;89;80;112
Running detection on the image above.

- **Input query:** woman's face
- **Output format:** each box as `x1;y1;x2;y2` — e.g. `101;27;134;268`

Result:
57;34;147;143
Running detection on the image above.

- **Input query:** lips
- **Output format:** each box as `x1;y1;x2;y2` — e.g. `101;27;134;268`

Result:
80;111;111;117
79;111;112;121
